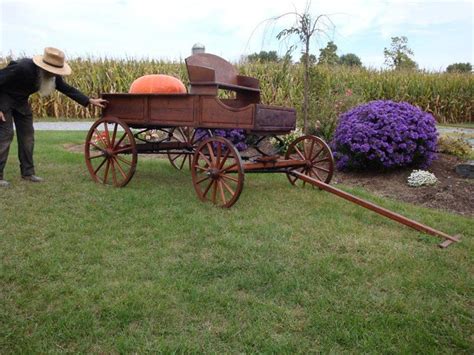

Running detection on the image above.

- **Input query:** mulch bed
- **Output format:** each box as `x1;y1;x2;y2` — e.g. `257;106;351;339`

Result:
332;154;473;217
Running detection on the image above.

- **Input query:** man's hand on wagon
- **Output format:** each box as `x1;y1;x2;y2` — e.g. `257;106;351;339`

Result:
89;98;108;108
0;111;5;122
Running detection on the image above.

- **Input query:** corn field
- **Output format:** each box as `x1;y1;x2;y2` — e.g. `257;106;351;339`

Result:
1;57;472;124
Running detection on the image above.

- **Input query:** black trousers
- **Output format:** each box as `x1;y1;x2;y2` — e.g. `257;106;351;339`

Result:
0;108;35;179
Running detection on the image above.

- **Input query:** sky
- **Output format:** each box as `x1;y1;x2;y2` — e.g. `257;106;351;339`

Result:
0;0;472;70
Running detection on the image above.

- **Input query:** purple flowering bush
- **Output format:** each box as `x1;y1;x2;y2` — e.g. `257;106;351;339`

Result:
196;128;248;151
332;100;437;171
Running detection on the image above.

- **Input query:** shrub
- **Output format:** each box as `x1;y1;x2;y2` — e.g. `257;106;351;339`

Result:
196;128;248;151
308;87;364;141
332;100;438;171
270;128;303;154
437;135;472;159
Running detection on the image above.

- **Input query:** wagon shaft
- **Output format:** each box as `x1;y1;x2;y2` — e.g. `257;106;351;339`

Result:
289;170;461;248
225;159;308;173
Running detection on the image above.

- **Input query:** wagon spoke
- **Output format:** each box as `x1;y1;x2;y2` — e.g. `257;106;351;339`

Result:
293;146;306;160
112;157;128;179
216;141;222;165
311;167;324;181
221;174;239;183
177;127;186;140
169;154;181;162
207;143;216;164
314;157;330;164
221;179;235;195
194;164;209;172
222;163;237;173
218;150;230;169
308;139;315;159
103;159;111;184
93;157;107;175
196;175;210;185
114;133;127;149
90;142;106;152
114;145;133;154
111;158;118;186
178;155;187;170
211;179;218;203
315;166;330;173
88;152;105;160
111;123;118;146
190;129;197;142
218;181;227;205
311;147;324;161
103;122;111;146
116;155;132;166
94;129;109;148
203;180;214;198
198;151;212;167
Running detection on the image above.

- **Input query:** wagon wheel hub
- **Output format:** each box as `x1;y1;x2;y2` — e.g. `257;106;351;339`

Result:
207;168;221;179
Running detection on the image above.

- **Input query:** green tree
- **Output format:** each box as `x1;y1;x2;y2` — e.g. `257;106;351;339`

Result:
299;53;317;65
271;5;334;133
318;41;339;65
446;62;472;73
247;50;280;63
384;36;418;70
339;53;362;67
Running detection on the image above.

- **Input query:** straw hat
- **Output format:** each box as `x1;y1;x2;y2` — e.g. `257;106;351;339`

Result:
33;47;72;76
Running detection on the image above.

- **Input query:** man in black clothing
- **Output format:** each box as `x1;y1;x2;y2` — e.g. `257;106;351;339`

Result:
0;47;107;187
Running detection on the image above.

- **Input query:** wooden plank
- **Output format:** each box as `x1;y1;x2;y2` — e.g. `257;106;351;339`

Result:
200;97;254;129
148;95;195;125
254;104;296;132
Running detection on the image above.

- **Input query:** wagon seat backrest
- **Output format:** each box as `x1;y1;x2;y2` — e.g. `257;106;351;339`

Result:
185;53;261;105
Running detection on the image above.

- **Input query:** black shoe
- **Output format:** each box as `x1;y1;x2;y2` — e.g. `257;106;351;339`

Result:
0;179;10;187
22;175;44;183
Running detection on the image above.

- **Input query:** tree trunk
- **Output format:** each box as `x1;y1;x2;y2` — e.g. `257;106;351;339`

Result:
303;38;310;134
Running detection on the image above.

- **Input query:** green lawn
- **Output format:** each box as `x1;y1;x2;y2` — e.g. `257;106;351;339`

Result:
1;132;473;353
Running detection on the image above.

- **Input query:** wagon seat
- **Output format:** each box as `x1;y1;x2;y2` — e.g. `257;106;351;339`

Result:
185;53;261;108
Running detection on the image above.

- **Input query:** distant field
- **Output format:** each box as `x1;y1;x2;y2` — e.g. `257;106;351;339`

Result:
1;131;472;353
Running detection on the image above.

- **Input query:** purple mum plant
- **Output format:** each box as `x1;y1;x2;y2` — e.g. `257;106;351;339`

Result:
196;128;248;151
332;100;438;171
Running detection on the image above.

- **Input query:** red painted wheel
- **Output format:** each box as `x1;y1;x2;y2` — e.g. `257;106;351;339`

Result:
85;117;137;187
191;137;244;208
285;135;334;186
167;127;197;170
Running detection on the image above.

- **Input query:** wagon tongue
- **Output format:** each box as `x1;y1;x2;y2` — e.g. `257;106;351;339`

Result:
290;170;461;248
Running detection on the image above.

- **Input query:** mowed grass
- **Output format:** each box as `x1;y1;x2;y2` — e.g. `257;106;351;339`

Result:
1;132;473;353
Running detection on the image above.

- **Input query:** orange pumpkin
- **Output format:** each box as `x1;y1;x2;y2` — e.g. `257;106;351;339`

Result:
129;74;186;94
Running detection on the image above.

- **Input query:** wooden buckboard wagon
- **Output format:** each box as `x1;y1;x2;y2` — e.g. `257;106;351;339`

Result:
84;53;460;248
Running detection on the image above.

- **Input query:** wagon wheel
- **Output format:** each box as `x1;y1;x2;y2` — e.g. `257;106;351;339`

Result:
85;116;137;187
167;127;197;170
191;137;244;208
285;135;334;187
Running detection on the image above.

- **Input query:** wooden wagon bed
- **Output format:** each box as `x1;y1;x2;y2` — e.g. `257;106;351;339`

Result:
102;93;296;134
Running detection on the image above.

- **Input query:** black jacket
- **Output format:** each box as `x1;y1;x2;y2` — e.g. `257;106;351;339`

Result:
0;58;90;114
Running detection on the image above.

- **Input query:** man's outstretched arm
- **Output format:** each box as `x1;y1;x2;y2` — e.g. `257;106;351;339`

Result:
55;76;107;108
